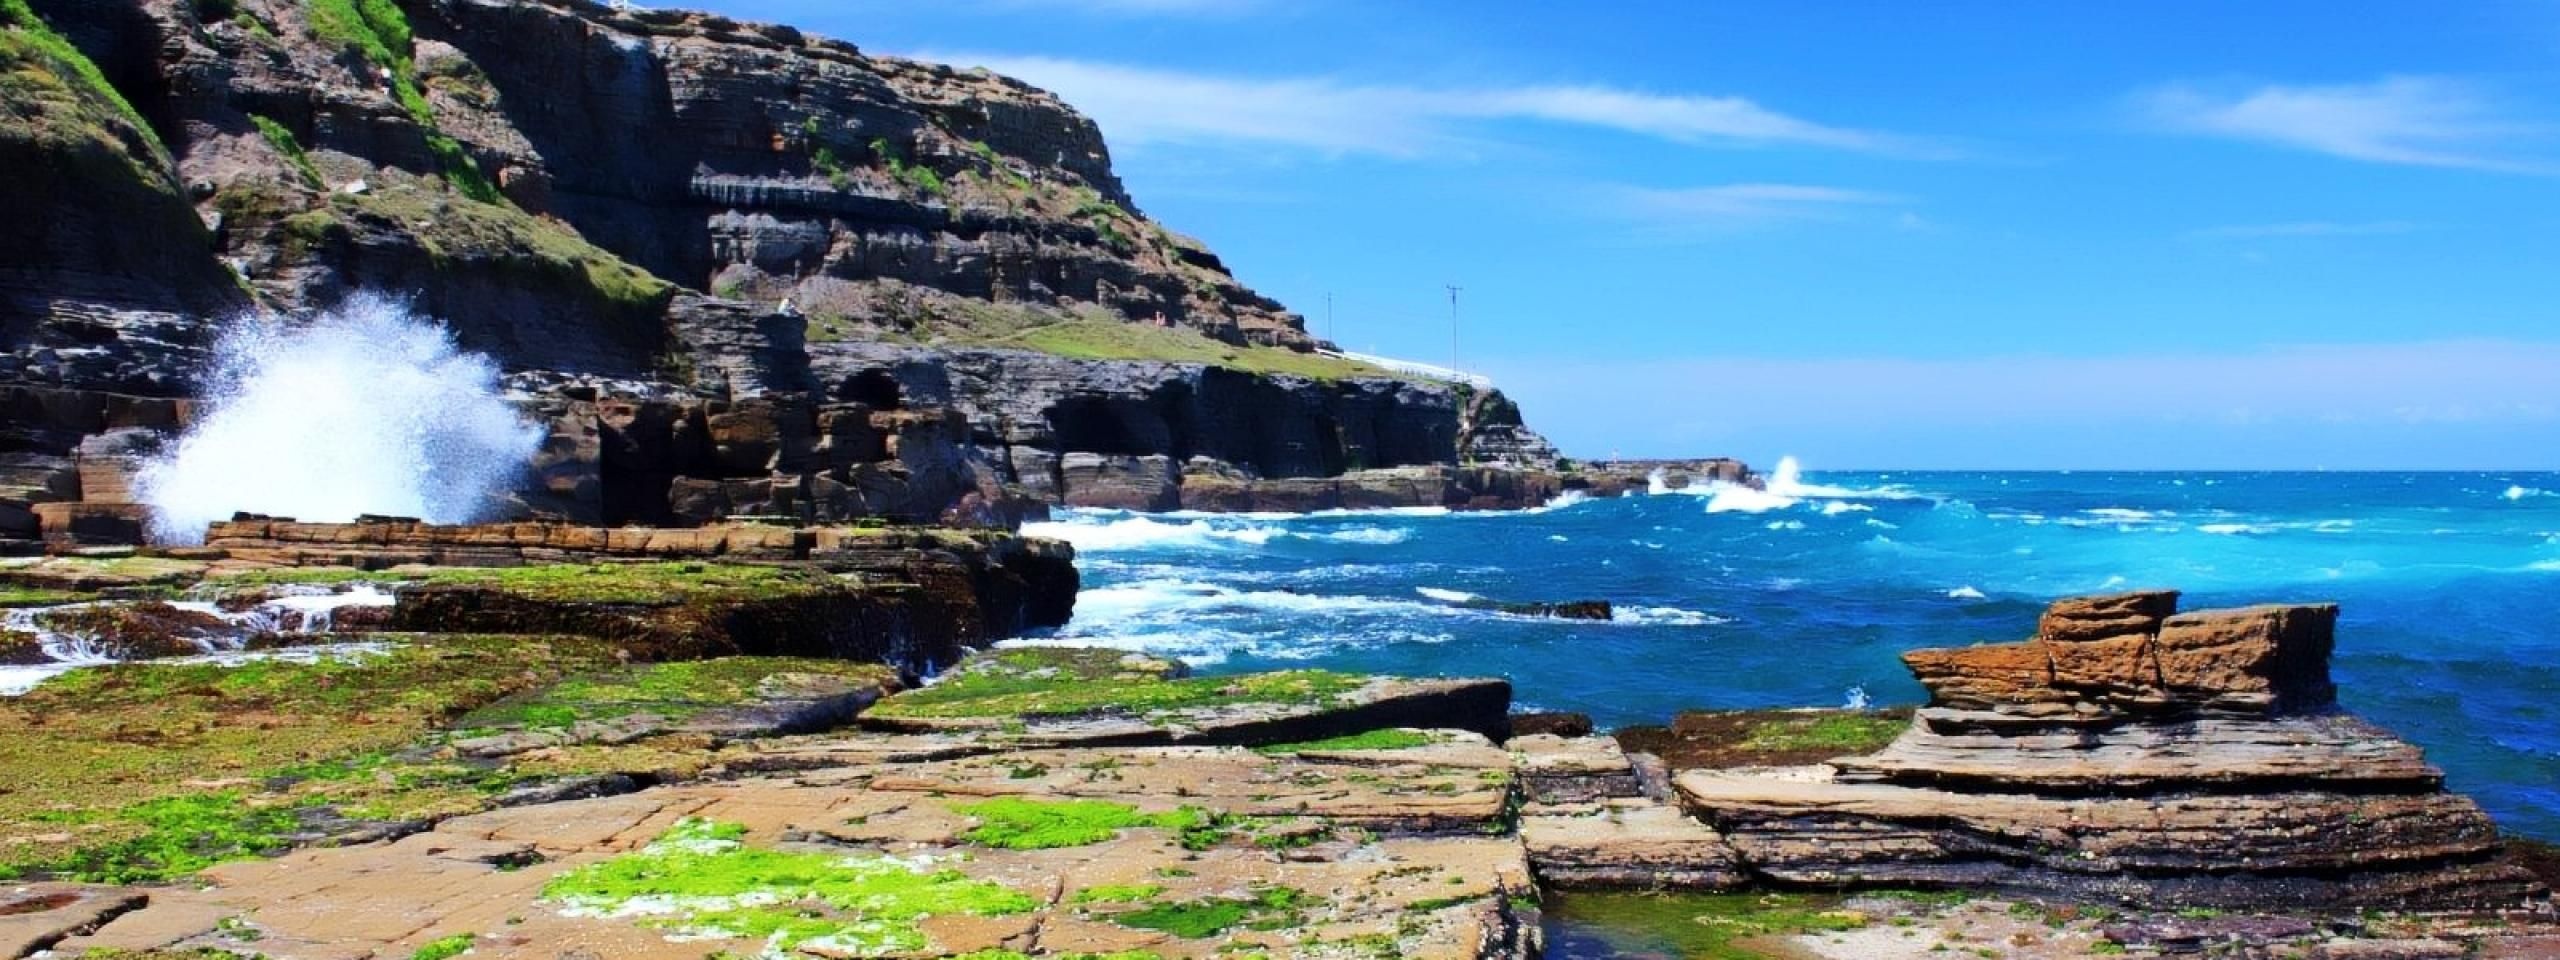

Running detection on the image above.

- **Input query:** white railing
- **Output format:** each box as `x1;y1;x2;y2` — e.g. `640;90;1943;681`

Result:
1318;350;1495;390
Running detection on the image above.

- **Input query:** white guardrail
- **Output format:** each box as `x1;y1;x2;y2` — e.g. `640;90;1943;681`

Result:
1317;350;1495;391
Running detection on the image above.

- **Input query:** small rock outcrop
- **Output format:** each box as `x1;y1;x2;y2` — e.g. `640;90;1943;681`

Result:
1679;591;2545;910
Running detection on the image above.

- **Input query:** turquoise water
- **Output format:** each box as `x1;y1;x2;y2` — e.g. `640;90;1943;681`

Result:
1022;468;2560;840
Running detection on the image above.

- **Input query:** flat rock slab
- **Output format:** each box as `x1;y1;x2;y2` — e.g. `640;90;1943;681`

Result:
866;648;1512;748
1510;734;1642;804
1521;800;1743;891
0;883;146;957
860;744;1517;834
54;742;1540;960
1677;769;2539;910
1832;710;2445;792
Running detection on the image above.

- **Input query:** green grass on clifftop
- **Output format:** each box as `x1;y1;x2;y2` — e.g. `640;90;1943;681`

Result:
964;319;1392;381
869;647;1367;721
279;180;674;314
1;0;163;157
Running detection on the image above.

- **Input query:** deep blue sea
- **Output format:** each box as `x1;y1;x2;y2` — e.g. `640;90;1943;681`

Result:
1021;465;2560;840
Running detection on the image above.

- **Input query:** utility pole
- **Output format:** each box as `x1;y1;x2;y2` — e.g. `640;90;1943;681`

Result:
1444;284;1462;373
1325;292;1335;345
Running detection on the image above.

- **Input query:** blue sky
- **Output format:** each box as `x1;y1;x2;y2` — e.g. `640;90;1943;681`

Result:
697;0;2560;468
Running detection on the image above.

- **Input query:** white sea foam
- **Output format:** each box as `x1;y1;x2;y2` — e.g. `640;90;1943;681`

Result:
0;641;393;697
2197;523;2271;536
137;295;545;543
2506;485;2547;501
1617;605;1732;626
1945;585;1987;600
0;586;398;680
1765;520;1805;531
1415;587;1480;603
1323;527;1412;545
1688;457;1919;514
1516;490;1592;514
1022;513;1412;551
1820;501;1872;516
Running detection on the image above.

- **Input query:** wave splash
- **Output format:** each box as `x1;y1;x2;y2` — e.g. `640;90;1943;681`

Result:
1648;456;1916;514
136;295;543;543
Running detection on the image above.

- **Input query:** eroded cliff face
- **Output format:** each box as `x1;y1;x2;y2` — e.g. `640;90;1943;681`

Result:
0;0;1583;542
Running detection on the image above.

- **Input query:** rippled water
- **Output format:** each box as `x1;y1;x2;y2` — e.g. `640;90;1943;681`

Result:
1023;468;2560;840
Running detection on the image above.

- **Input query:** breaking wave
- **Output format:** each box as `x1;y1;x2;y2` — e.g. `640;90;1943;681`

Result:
137;296;543;543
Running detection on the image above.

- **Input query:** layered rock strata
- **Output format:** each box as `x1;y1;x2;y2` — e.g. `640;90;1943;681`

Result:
197;516;1077;666
1679;591;2545;910
0;0;1607;542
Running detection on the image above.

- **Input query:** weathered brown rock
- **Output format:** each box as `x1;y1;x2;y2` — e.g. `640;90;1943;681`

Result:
2155;603;2338;713
1681;592;2544;912
1904;640;2056;708
0;883;147;958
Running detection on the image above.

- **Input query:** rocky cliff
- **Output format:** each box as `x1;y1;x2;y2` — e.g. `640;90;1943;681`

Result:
0;0;1590;543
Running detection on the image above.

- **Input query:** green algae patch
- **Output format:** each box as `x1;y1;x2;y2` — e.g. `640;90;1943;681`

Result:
1741;713;1907;755
1616;708;1915;772
1070;883;1165;904
950;797;1206;850
0;555;208;592
0;634;615;882
1254;729;1439;754
543;817;1038;956
1543;891;1869;960
1109;886;1313;939
460;657;893;731
409;933;474;960
871;647;1366;722
408;562;831;605
0;586;88;607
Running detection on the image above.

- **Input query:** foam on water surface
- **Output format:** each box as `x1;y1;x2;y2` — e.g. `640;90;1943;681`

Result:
1026;467;2560;839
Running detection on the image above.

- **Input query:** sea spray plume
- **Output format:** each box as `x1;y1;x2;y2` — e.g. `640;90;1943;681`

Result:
136;295;544;543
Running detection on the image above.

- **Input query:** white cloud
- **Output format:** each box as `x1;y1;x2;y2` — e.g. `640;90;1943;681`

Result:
2186;220;2424;239
2138;76;2550;173
922;53;1908;157
1598;183;1902;231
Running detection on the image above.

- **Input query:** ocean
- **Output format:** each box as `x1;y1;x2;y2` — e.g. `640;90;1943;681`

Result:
1022;463;2560;841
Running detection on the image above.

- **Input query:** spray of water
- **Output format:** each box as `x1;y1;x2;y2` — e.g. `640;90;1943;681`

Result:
136;295;544;543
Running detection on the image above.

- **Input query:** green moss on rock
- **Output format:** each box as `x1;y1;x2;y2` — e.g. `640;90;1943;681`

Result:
1255;729;1439;755
870;647;1366;722
542;817;1039;955
282;181;675;314
949;796;1206;850
0;634;615;881
1544;891;1870;960
460;656;893;731
1110;886;1313;939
